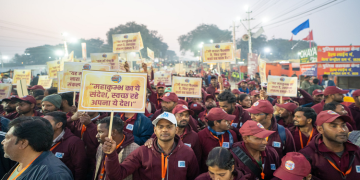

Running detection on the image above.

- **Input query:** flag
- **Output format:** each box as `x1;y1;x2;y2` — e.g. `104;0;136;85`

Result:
252;27;264;38
289;35;293;42
302;30;313;41
291;19;310;35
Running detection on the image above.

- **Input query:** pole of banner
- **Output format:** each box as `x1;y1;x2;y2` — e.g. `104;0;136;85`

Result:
108;111;114;138
280;96;283;104
185;97;187;102
73;91;76;106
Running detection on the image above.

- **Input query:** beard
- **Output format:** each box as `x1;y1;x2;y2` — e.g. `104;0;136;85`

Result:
5;107;16;113
323;127;348;144
19;109;31;115
226;105;234;114
178;120;188;128
206;103;216;110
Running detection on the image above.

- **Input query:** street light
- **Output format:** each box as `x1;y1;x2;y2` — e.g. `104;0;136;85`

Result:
244;5;249;10
2;56;9;60
262;17;269;23
264;47;271;53
62;32;68;37
236;16;241;21
55;50;64;56
49;57;51;59
298;52;301;55
69;38;78;43
199;42;204;48
210;39;213;43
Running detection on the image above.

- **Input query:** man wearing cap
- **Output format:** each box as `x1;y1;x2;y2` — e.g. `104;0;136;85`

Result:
288;107;318;151
299;110;360;180
349;89;360;130
301;89;324;108
275;102;298;128
250;90;261;105
198;108;239;173
238;80;249;94
42;94;62;115
151;92;178;121
198;94;217;126
143;64;165;110
102;112;199;180
231;120;280;180
247;100;296;158
232;89;243;99
206;75;219;98
28;85;45;92
248;81;257;92
1;95;19;120
312;86;356;129
300;76;311;92
223;81;231;91
271;152;312;180
15;95;42;117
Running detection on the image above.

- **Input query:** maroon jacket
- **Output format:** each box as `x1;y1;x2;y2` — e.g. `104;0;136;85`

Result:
266;117;296;158
312;100;357;130
232;105;251;140
12;109;43;119
3;110;18;120
105;136;199;180
50;128;87;180
288;126;319;152
349;103;360;130
299;134;360;180
179;124;202;163
195;169;249;180
276;116;294;129
147;77;162;110
231;142;281;180
198;128;238;173
271;89;313;106
206;84;219;98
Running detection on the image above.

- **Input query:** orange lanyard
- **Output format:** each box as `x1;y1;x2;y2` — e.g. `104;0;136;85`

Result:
81;124;86;139
327;159;352;177
7;153;41;180
120;114;135;123
50;142;61;151
211;133;224;147
299;128;314;149
157;94;161;106
161;153;169;180
99;135;126;180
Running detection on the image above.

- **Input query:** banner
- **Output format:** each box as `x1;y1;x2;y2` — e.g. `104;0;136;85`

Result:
172;77;202;98
57;71;67;93
62;62;111;92
154;71;172;86
300;63;317;76
147;47;155;60
37;76;53;89
267;75;298;97
119;59;126;72
317;63;360;76
47;60;64;78
52;78;58;88
202;42;235;63
90;53;119;71
175;63;185;75
112;32;144;53
247;53;259;76
81;43;87;61
0;84;12;99
317;46;360;63
12;69;31;85
78;70;147;112
258;59;267;85
299;47;317;63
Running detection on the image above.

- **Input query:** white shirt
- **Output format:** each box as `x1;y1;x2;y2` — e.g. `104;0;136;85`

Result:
52;130;65;146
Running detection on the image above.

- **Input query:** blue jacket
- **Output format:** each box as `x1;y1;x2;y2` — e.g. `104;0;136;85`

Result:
321;79;335;87
238;87;249;94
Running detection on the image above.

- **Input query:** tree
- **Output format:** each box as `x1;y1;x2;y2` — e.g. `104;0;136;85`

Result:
106;22;168;59
178;24;232;56
67;38;104;58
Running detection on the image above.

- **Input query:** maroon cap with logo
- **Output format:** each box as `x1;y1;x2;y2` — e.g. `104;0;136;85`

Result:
28;85;45;91
277;96;291;101
18;95;36;105
206;108;235;122
224;81;230;88
237;80;247;85
352;89;360;97
276;102;298;114
248;81;256;85
323;86;349;96
205;94;215;101
172;104;194;116
250;90;260;96
231;89;244;95
316;110;352;126
161;92;178;102
215;90;220;94
1;95;19;102
156;81;166;88
177;99;188;107
239;120;275;138
246;100;274;114
312;89;324;96
273;152;311;180
190;102;203;112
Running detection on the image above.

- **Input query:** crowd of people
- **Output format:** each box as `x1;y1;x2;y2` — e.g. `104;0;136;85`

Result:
1;63;360;180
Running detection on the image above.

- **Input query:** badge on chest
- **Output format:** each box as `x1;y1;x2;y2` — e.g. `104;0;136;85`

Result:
126;124;134;131
55;152;64;158
272;141;281;148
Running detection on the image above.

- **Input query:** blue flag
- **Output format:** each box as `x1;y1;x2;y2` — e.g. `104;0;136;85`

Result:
291;19;310;35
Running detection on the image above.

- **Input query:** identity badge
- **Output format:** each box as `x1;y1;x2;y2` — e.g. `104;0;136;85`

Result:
271;164;276;170
184;143;191;148
356;166;360;173
55;152;64;158
126;124;134;131
231;123;238;128
178;161;186;168
272;141;281;148
222;142;230;148
239;122;243;127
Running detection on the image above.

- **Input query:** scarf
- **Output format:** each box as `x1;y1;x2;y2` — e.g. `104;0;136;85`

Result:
208;126;234;148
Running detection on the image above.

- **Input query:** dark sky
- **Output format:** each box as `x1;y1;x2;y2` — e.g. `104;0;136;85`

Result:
0;0;359;61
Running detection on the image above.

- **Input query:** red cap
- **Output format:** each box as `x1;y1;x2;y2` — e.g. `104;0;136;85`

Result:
312;89;324;96
205;94;215;101
246;100;274;114
18;95;36;105
275;102;298;114
248;81;256;85
316;110;352;126
224;81;230;88
323;86;349;96
172;104;194;116
277;96;291;101
206;108;235;121
156;81;166;88
352;89;360;97
221;74;225;78
150;80;154;85
161;92;178;102
250;90;260;96
273;152;311;180
215;90;220;94
237;80;247;85
190;102;203;112
231;89;244;95
177;99;188;107
246;78;251;82
240;120;275;138
1;95;19;101
28;85;45;91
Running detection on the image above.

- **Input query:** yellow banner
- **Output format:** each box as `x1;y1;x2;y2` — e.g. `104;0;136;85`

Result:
172;77;202;98
62;62;111;92
202;42;235;63
154;71;172;86
267;75;298;97
90;53;119;71
175;63;185;75
147;47;154;60
119;59;126;72
52;78;58;88
12;69;31;85
57;71;68;93
112;32;144;53
38;76;53;89
47;60;64;79
0;84;12;99
259;58;267;85
78;70;147;112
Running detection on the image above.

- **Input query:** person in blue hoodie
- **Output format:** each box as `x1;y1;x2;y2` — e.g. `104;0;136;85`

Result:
238;80;249;94
321;75;335;88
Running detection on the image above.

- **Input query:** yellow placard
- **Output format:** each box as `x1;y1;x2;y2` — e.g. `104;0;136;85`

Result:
90;53;119;71
52;78;58;88
259;58;267;85
62;62;111;92
112;32;144;53
147;47;154;60
12;69;31;85
172;77;202;98
154;71;172;86
119;59;126;72
0;84;12;99
267;75;298;97
38;76;53;89
202;42;235;63
78;70;147;112
175;64;185;76
47;60;64;78
57;71;68;93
